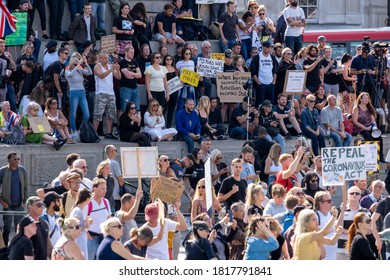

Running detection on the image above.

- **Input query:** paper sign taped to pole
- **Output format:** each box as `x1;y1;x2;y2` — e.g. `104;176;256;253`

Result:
150;176;184;204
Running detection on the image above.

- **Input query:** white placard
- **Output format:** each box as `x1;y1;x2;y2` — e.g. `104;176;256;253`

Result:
321;146;366;186
361;143;378;172
283;70;307;95
168;76;183;94
205;158;212;211
197;57;224;78
121;147;159;178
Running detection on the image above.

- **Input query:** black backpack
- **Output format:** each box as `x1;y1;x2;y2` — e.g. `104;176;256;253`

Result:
79;121;100;143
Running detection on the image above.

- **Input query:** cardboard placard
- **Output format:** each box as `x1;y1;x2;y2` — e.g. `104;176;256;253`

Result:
100;34;116;54
197;57;224;78
205;158;212;211
321;146;366;186
357;141;380;172
283;70;307;95
216;72;251;103
28;117;52;133
211;53;225;61
150;176;184;205
167;76;183;94
121;147;159;178
180;68;200;87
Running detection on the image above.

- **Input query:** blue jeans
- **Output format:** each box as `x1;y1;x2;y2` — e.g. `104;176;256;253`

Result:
329;131;352;147
202;78;213;98
2;205;25;245
32;38;41;61
181;134;202;153
68;0;84;22
272;133;286;153
284;35;303;56
229;126;248;140
219;37;237;53
90;2;105;30
69;89;90;131
120;87;139;112
6;81;16;112
241;38;251;61
87;235;101;260
177;85;195;111
255;83;275;107
303;130;326;156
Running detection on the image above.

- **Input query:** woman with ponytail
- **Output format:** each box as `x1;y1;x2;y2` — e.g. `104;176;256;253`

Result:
345;212;376;260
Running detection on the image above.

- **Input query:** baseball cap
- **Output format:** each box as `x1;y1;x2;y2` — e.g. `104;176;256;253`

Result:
192;221;210;232
317;35;326;42
19;0;29;5
18;215;38;230
262;100;273;107
224;49;233;58
26;196;44;207
45;40;58;49
293;204;310;216
145;203;159;221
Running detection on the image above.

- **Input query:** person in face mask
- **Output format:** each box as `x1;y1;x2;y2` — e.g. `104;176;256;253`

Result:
301;171;321;199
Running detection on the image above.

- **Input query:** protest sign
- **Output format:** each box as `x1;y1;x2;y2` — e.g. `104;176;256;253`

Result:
216;72;251;103
197;57;224;78
283;70;307;95
121;147;159;178
180;68;200;87
321;146;366;186
205;158;212;211
211;53;225;61
150;176;184;204
357;141;380;172
100;34;116;53
251;30;262;52
168;76;183;94
28;117;52;133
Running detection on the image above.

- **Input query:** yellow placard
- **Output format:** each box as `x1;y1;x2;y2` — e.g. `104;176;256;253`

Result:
37;125;44;132
211;53;225;61
180;68;200;87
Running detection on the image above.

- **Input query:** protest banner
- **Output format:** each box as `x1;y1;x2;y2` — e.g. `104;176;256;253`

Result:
321;146;366;186
216;72;251;103
211;53;225;61
180;68;201;87
251;30;262;52
167;76;183;94
197;57;224;78
283;70;307;95
100;34;116;53
121;147;159;178
357;141;380;173
28;117;52;133
205;158;212;211
150;176;184;204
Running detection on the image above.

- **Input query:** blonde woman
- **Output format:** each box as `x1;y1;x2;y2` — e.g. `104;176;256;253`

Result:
245;183;265;220
95;160;115;214
190;178;222;223
22;101;63;150
196;96;221;140
293;208;343;260
264;143;282;185
144;99;177;141
44;97;73;143
52;217;84;260
96;217;145;260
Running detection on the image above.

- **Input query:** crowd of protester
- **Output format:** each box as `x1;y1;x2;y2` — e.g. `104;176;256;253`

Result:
0;0;390;261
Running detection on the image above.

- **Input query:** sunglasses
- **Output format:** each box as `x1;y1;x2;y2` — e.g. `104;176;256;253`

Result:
321;199;333;204
185;52;191;55
33;108;39;112
216;156;222;160
51;102;57;105
349;192;361;196
69;225;81;230
308;100;316;103
198;185;206;189
34;203;45;208
130;107;136;110
152;104;159;107
295;191;304;196
62;52;69;55
310;178;319;183
250;5;258;8
259;13;265;15
161;158;169;162
166;58;172;61
363;219;372;224
12;157;20;161
155;56;161;59
112;224;123;229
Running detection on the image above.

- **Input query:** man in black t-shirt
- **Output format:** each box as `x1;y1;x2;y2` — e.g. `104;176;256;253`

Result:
320;46;339;96
272;94;302;139
218;158;247;209
119;45;142;113
48;48;69;113
218;1;240;52
154;4;185;47
303;44;323;93
209;97;225;136
228;96;259;140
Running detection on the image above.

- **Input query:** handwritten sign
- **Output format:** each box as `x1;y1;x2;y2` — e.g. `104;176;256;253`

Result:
357;141;380;172
211;53;225;61
283;70;307;95
180;68;200;87
197;57;224;78
150;176;184;204
167;76;183;94
121;147;159;178
322;147;366;186
216;72;251;103
28;117;52;133
100;34;116;53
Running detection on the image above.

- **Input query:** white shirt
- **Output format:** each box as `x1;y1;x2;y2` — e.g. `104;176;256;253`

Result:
145;218;178;260
283;6;305;37
95;63;115;95
258;52;274;84
317;210;337;260
43;52;59;71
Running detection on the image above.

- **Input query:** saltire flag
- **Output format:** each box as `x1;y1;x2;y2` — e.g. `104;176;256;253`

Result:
0;2;17;38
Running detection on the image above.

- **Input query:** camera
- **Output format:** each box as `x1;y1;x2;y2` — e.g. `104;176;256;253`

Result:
243;78;253;90
362;36;371;53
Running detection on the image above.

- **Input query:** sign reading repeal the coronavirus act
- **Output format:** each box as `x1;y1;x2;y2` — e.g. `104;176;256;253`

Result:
100;34;116;54
216;72;251;103
321;146;366;186
180;68;201;87
197;57;224;78
283;70;307;95
5;12;27;46
167;76;183;94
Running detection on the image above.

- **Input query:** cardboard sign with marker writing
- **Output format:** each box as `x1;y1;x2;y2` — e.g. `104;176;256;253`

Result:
216;72;251;103
28;117;52;133
150;176;184;204
100;34;116;54
180;68;201;87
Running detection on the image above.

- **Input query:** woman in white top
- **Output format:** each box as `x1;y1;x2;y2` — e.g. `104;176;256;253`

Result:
256;5;275;43
238;11;255;61
145;52;169;110
176;47;196;110
65;54;93;134
144;99;177;141
264;143;282;185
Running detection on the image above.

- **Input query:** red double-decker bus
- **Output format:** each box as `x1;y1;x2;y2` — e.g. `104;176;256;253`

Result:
302;27;390;58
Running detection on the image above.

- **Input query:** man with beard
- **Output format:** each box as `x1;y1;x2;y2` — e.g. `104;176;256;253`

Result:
240;146;258;185
301;171;321;199
227;202;246;260
282;0;306;56
41;191;62;248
